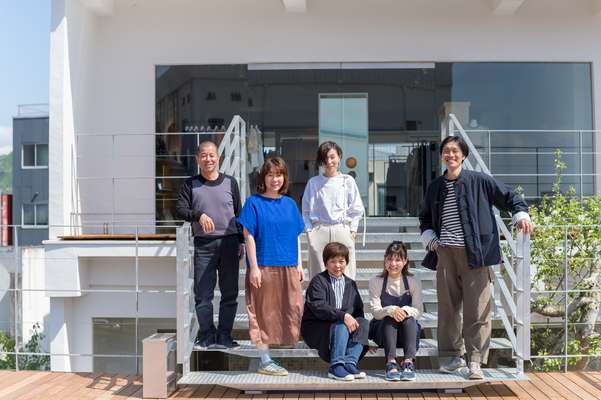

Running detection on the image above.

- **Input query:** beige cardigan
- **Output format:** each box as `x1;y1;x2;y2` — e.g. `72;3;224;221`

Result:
368;274;423;320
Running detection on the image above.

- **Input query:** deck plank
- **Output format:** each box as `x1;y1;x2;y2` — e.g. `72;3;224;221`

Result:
4;371;601;399
107;376;143;399
12;372;69;400
7;371;63;400
541;372;596;400
94;375;137;399
464;386;488;400
526;373;565;400
0;371;50;399
501;381;535;400
514;378;556;400
488;382;520;399
475;383;504;399
563;372;601;399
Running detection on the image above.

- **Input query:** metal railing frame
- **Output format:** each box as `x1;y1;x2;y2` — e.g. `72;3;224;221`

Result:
460;128;600;200
446;114;532;378
72;115;247;234
0;223;178;373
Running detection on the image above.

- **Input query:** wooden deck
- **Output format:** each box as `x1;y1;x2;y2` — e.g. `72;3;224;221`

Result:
1;370;601;399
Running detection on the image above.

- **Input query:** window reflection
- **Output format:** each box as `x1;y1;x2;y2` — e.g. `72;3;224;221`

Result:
155;62;593;221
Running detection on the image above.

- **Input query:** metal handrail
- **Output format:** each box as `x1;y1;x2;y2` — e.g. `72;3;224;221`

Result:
446;113;532;378
71;115;248;233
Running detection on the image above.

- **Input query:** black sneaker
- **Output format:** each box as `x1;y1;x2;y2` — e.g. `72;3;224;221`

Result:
214;334;240;349
195;333;216;349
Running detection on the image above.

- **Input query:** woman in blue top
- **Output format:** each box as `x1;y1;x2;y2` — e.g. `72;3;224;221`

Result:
238;156;305;377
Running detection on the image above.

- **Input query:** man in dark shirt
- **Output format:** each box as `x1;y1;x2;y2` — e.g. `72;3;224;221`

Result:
176;141;244;349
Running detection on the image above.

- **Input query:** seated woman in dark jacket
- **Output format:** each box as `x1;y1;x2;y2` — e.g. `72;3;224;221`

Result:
301;242;369;381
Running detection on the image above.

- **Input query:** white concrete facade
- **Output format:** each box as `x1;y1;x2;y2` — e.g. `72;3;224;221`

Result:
45;0;601;372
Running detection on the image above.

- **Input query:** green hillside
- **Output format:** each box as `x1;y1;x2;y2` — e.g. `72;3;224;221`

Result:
0;153;12;193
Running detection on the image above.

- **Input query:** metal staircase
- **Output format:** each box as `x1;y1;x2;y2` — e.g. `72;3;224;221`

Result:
174;115;531;392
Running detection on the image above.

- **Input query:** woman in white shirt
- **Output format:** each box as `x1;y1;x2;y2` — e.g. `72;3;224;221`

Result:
368;241;422;381
302;141;365;280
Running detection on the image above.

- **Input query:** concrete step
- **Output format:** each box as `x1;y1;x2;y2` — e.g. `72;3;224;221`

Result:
214;288;438;304
178;368;525;391
193;338;512;358
237;266;436;283
212;288;439;314
358;217;420;233
301;232;424;249
299;248;427;261
301;232;422;243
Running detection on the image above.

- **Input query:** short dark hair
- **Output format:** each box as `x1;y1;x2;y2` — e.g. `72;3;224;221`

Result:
316;141;343;167
256;157;289;194
322;242;349;265
440;136;469;159
197;140;218;155
379;241;411;277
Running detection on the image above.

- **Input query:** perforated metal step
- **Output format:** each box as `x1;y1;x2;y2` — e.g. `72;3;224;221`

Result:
192;338;512;358
224;309;503;330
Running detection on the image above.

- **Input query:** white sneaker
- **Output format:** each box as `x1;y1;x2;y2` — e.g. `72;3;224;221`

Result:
468;362;484;380
439;357;466;374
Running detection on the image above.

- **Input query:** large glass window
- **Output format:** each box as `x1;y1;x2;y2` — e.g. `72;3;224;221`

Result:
93;317;175;374
156;62;593;219
447;62;594;199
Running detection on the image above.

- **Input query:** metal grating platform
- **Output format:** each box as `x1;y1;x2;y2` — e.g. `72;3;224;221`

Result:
177;368;525;391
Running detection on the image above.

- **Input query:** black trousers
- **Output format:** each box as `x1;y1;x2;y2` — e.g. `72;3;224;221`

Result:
193;235;240;341
382;316;419;360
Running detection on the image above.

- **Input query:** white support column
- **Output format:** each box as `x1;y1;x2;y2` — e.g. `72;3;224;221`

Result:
594;0;601;16
49;0;71;239
281;0;307;13
48;298;72;371
490;0;526;15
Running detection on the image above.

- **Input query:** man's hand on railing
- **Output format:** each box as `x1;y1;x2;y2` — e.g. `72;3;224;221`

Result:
516;219;533;235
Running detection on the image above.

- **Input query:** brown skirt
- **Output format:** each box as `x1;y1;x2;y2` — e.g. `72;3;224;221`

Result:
245;266;303;346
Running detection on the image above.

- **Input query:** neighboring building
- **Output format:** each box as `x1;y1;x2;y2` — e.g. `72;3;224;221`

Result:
12;104;49;246
33;0;601;373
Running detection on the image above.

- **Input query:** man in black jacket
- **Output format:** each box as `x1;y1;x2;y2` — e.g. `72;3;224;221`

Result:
419;136;533;379
176;141;244;349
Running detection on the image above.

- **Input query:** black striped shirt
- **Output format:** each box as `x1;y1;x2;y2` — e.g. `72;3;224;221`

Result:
440;179;465;247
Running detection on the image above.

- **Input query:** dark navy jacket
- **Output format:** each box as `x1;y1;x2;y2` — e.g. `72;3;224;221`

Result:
419;169;529;269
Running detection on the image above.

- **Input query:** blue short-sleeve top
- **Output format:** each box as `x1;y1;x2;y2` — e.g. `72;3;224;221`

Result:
237;194;305;267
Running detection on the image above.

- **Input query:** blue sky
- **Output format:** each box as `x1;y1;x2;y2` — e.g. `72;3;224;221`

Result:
0;1;50;155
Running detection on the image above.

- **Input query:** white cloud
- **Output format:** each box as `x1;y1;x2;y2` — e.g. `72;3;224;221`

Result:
0;126;12;155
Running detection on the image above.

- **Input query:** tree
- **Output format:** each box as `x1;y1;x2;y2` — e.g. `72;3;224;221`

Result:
529;150;601;370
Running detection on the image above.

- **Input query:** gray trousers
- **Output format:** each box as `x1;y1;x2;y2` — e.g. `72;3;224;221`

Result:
306;224;356;280
436;245;492;364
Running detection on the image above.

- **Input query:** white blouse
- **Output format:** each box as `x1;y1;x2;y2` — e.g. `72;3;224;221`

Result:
368;274;423;320
302;174;365;232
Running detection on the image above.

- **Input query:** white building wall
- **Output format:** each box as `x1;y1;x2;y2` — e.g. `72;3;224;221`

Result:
44;245;176;372
49;0;601;233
